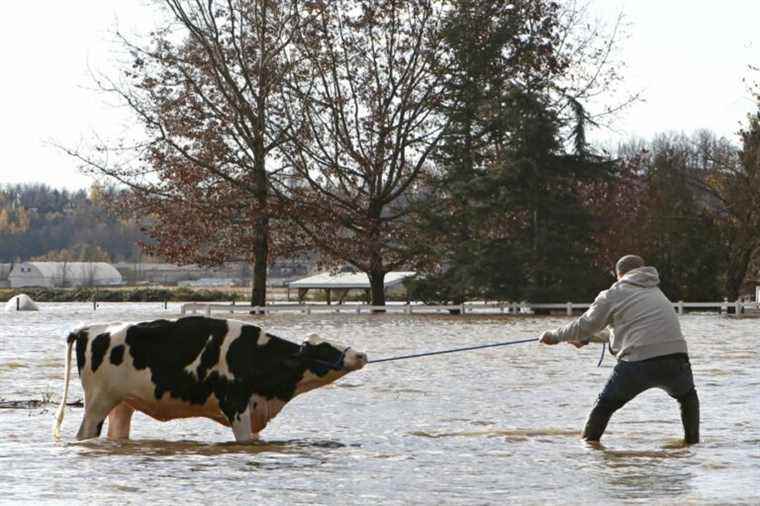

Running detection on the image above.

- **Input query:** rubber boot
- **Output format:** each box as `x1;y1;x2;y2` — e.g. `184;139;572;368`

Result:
678;388;700;445
582;399;618;442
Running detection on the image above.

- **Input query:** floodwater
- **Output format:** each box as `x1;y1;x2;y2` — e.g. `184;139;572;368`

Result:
1;303;758;505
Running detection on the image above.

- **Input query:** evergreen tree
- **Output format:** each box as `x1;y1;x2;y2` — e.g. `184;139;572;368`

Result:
409;0;612;303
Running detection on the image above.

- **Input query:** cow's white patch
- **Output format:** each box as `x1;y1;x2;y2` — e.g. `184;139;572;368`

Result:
78;322;130;383
213;320;244;381
257;330;271;346
184;335;213;379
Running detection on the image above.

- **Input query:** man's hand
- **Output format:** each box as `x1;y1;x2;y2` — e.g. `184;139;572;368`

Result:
540;330;560;345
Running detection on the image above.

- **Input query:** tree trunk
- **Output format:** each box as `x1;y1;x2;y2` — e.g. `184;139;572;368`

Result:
250;128;269;308
250;218;269;308
368;269;386;309
724;242;753;300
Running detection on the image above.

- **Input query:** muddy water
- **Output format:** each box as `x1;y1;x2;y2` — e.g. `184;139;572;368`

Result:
1;303;758;504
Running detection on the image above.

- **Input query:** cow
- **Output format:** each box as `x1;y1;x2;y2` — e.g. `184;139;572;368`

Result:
53;316;368;442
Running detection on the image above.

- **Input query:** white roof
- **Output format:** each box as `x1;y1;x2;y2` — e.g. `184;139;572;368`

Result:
113;263;208;271
288;271;415;289
15;262;122;281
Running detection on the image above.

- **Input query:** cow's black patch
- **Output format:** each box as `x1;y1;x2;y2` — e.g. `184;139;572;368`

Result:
124;316;314;423
91;333;111;373
73;332;89;375
298;342;346;376
110;345;125;366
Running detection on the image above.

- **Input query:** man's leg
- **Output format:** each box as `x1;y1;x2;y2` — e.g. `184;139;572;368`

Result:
677;387;700;444
660;356;699;445
583;360;649;442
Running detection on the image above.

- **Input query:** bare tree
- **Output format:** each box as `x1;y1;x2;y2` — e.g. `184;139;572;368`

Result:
278;0;449;305
690;122;760;298
64;0;303;306
551;0;641;153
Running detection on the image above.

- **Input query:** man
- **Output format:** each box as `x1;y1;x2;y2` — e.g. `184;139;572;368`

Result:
539;254;700;445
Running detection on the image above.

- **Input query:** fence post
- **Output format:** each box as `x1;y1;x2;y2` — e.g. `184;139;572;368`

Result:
205;305;212;317
566;302;572;316
677;301;683;315
721;298;728;315
735;300;742;315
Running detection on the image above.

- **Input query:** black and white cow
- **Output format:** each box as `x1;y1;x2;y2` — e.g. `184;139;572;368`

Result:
53;316;367;442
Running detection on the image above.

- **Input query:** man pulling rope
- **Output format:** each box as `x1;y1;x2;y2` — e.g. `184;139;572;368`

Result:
539;254;700;446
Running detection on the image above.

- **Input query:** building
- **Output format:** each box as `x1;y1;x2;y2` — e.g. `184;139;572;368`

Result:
0;263;11;288
113;260;313;287
288;270;416;303
9;262;123;288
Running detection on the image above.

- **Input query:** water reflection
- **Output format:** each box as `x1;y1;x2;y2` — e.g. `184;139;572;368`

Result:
69;437;351;458
409;428;581;440
593;447;696;500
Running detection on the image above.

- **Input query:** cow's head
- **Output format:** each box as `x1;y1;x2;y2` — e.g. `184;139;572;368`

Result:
293;334;367;395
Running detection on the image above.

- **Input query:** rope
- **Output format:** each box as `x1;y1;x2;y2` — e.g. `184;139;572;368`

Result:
368;337;539;364
597;342;606;367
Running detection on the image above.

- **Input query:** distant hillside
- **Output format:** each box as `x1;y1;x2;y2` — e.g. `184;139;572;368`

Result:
0;183;147;263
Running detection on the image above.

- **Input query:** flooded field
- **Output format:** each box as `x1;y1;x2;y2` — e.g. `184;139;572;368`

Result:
1;303;758;504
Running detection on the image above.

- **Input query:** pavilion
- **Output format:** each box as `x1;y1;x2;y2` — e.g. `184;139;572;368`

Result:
287;271;416;304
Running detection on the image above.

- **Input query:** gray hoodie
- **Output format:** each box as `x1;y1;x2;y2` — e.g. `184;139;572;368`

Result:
553;266;688;361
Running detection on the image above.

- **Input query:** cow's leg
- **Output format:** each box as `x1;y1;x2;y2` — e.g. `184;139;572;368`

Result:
76;392;119;441
229;406;254;443
107;402;135;440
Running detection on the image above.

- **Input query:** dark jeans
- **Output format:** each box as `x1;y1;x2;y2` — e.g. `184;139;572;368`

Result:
583;353;700;444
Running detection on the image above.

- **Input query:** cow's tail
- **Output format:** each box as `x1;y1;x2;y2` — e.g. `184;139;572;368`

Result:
53;332;77;439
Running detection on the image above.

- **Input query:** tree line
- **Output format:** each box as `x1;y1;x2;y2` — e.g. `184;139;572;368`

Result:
0;184;145;264
62;0;760;304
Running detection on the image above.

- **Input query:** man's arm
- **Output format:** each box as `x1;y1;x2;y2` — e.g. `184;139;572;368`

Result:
541;292;614;345
568;328;611;348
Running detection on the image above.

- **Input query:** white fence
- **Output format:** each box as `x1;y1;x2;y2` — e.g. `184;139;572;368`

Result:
180;300;754;317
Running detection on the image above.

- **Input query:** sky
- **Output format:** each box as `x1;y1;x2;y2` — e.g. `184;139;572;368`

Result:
1;0;759;191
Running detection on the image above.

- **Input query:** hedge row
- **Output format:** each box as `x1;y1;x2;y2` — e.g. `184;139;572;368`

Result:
0;287;242;303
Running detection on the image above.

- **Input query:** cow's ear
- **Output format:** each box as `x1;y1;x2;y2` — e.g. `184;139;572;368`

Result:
305;334;322;345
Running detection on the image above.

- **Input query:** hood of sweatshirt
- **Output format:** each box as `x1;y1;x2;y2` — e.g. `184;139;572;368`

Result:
618;266;660;288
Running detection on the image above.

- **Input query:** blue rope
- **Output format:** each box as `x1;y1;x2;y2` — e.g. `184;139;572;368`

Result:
597;342;606;367
368;337;539;364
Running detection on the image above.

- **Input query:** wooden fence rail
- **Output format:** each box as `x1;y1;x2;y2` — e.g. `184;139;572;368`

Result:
180;299;752;317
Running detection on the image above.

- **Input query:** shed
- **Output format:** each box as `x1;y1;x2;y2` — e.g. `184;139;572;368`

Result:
9;262;123;288
287;271;416;304
0;263;11;288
